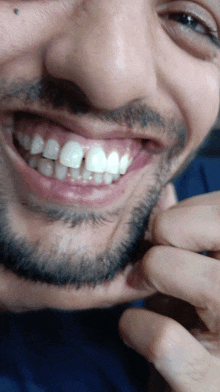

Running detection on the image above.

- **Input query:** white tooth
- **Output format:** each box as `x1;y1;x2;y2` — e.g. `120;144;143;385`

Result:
38;158;54;177
43;139;60;160
106;151;119;175
94;173;103;184
55;162;68;181
23;135;31;150
31;134;45;155
28;156;38;169
60;141;83;169
112;173;120;181
70;167;81;179
104;173;113;185
85;147;107;173
119;154;130;175
82;169;92;181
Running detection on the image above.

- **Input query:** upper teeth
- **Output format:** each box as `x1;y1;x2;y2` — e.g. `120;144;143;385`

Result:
16;131;133;176
59;141;83;169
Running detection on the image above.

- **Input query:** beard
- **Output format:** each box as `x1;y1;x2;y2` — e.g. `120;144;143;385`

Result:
0;161;171;287
0;77;187;287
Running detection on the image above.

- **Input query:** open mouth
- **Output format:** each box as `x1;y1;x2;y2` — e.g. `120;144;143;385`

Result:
12;111;137;186
1;111;164;206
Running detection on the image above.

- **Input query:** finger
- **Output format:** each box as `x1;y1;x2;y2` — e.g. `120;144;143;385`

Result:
119;308;220;392
170;191;220;208
145;182;178;242
128;246;220;332
0;264;155;312
144;294;204;331
152;203;220;253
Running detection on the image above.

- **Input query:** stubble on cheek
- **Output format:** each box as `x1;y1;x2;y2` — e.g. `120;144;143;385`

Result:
0;78;189;286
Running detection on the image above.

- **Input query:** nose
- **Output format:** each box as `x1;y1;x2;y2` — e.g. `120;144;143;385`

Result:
44;0;157;111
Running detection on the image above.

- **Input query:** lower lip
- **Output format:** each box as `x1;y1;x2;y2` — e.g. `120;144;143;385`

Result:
2;129;154;208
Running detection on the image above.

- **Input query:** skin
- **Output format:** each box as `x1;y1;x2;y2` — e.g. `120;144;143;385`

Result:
0;0;220;390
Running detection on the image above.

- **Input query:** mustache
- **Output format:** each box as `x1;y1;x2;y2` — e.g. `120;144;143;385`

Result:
0;75;187;150
0;76;164;127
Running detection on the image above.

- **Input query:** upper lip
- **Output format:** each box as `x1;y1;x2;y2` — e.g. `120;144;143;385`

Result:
8;107;169;149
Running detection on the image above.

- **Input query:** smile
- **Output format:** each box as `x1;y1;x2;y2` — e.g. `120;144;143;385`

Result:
0;111;166;207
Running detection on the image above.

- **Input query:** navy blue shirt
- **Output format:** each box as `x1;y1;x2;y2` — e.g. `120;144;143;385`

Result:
1;157;220;391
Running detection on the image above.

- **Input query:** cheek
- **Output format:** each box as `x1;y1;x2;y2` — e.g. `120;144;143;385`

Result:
186;67;220;145
168;57;219;148
0;3;67;66
157;34;220;150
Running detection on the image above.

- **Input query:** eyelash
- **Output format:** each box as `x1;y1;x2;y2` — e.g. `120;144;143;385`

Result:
167;12;220;49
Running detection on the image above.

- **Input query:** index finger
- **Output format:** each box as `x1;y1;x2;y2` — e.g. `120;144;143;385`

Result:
152;194;220;253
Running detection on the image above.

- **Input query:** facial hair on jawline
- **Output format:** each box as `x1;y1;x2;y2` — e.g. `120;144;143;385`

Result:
0;159;171;287
0;77;187;287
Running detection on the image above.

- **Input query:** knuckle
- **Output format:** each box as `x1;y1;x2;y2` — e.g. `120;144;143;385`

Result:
148;321;211;384
147;319;182;365
145;245;165;264
143;246;165;280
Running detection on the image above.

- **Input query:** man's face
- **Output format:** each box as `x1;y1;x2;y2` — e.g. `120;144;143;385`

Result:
0;0;219;307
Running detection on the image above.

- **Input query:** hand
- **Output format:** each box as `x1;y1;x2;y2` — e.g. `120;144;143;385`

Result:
0;184;177;312
119;191;220;392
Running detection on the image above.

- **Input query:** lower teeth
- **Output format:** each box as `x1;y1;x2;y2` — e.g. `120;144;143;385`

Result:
27;154;119;185
13;132;121;185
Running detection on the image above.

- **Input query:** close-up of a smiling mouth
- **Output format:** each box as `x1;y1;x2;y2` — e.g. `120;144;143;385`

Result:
0;110;167;207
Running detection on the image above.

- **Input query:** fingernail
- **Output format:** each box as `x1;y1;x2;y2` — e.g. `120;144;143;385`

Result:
127;264;147;290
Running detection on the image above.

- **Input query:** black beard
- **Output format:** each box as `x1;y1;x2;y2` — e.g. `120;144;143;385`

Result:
0;178;162;287
0;76;187;287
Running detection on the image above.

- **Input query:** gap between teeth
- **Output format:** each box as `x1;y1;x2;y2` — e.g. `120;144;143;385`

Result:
15;131;133;184
28;155;122;184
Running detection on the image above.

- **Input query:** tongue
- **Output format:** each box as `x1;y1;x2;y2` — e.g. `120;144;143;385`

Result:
14;112;143;159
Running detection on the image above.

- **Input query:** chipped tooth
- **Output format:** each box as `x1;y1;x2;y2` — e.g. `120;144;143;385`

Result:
31;134;45;155
60;141;83;169
43;139;60;160
119;154;130;175
106;151;119;175
70;167;81;179
28;156;38;169
38;158;54;177
55;162;68;181
85;147;107;173
94;173;103;184
82;169;92;181
104;172;113;185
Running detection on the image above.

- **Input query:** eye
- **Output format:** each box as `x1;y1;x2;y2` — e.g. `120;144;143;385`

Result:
158;1;220;59
168;12;219;45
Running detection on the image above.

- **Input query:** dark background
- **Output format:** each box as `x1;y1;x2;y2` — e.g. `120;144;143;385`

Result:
198;114;220;157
